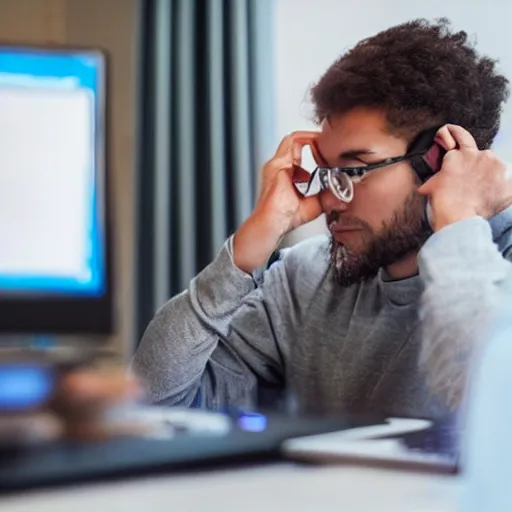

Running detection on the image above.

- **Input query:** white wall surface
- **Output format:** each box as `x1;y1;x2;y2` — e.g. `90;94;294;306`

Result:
274;0;512;244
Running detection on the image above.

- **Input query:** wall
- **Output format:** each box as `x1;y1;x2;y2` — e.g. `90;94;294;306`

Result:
0;0;139;356
274;0;512;244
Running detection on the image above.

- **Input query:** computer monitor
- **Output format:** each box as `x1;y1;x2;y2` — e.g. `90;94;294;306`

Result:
0;44;112;336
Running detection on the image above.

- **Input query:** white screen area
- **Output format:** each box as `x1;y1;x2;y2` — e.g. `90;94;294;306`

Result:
0;87;93;281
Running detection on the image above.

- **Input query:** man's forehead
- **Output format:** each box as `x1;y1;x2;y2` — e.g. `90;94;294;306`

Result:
316;109;407;160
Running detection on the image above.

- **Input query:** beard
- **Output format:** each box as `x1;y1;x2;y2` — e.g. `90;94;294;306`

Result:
329;191;432;287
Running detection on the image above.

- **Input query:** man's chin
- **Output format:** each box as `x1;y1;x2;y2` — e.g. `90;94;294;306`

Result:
328;191;432;286
329;240;380;287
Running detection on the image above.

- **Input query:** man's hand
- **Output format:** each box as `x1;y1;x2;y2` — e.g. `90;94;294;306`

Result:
233;131;323;274
418;124;512;232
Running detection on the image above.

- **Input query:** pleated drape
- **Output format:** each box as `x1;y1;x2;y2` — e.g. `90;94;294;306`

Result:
134;0;276;343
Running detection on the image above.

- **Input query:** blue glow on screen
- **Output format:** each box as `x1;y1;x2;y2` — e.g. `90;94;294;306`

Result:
0;47;105;296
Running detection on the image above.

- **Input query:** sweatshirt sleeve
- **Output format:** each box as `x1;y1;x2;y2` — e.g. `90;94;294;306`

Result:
417;216;512;408
130;236;322;409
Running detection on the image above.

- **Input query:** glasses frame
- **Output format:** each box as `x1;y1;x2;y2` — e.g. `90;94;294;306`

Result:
303;150;428;203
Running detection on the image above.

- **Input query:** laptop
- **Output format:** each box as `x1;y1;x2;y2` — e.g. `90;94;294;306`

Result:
281;415;460;474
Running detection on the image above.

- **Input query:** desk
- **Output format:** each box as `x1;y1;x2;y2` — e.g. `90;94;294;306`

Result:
0;463;461;511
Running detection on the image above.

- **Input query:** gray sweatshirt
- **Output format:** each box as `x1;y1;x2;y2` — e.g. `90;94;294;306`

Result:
132;209;512;420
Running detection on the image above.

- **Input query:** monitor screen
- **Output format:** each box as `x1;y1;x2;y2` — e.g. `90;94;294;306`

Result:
0;47;105;296
0;45;111;335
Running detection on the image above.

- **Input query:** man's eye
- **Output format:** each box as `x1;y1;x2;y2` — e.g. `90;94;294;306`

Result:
341;161;367;168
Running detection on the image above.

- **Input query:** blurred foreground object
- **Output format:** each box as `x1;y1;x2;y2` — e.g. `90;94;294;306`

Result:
0;348;144;447
50;366;144;441
461;300;512;511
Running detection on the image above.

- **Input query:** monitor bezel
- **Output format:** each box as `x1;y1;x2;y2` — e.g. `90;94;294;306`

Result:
0;42;113;336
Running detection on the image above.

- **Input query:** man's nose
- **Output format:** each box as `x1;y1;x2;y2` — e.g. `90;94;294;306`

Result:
320;188;350;215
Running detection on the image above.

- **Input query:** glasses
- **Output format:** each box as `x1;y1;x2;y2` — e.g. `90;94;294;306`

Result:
301;150;429;203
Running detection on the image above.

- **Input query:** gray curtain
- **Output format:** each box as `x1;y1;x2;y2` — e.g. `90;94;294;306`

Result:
135;0;275;342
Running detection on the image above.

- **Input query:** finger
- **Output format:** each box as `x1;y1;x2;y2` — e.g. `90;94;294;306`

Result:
443;124;478;150
298;195;323;224
275;130;320;157
263;155;293;180
265;153;314;182
434;125;457;151
291;140;303;165
417;173;441;196
292;165;311;183
417;181;430;196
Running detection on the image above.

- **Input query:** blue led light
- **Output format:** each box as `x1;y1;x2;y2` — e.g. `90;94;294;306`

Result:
237;413;268;432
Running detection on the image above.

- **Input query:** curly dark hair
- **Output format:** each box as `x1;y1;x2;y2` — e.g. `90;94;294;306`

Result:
310;18;509;149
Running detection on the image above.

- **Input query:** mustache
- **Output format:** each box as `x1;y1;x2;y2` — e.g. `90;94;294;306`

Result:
326;211;371;231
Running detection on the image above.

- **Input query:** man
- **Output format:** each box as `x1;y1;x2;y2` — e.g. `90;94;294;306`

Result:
132;19;512;419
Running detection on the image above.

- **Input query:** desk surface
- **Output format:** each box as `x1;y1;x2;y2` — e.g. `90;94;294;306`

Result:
0;462;461;512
